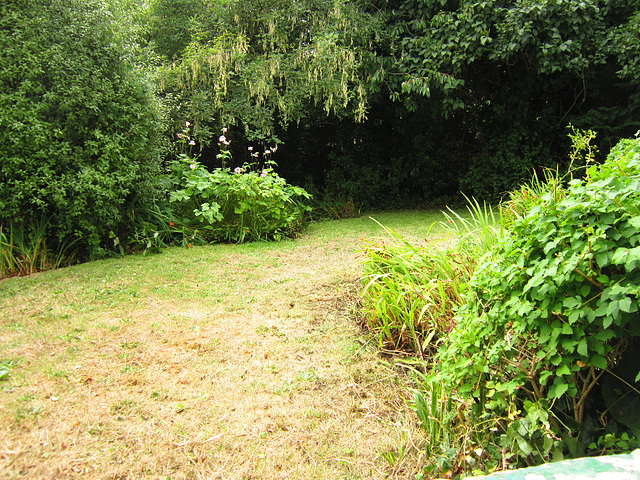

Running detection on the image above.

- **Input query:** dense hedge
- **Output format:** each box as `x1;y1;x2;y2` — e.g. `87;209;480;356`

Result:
0;0;162;257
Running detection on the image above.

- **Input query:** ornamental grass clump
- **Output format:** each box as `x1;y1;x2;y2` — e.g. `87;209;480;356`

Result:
360;202;503;477
361;198;501;358
0;219;77;279
361;232;469;357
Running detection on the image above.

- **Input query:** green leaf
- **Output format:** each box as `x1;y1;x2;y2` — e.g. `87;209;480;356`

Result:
539;370;553;385
577;338;588;356
549;381;569;399
594;329;617;341
561;338;578;352
611;246;640;270
563;297;581;309
591;354;607;370
516;435;534;456
619;297;637;313
568;309;583;324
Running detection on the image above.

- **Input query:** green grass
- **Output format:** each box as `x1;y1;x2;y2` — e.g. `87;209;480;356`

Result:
359;202;500;356
0;209;451;479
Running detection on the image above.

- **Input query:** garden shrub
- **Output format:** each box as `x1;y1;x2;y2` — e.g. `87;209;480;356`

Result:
434;135;640;467
0;0;163;258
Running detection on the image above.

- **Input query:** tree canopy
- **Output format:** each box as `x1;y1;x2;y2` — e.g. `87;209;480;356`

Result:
153;0;384;142
145;0;640;204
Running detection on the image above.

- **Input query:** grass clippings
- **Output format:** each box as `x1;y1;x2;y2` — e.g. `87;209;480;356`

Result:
0;212;445;479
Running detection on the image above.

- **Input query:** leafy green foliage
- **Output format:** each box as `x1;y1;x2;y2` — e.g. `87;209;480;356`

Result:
0;219;76;279
361;199;501;357
147;0;199;60
360;134;640;474
0;0;163;257
460;126;554;203
435;135;640;465
163;131;312;243
144;0;640;207
411;372;501;478
379;0;640;201
362;233;466;356
155;0;383;141
360;200;504;476
390;0;635;112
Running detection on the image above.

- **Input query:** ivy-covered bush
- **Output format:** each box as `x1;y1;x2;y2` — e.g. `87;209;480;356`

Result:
0;0;162;257
435;136;640;465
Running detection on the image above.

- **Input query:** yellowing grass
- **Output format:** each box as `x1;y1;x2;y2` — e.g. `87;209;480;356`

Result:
0;211;445;479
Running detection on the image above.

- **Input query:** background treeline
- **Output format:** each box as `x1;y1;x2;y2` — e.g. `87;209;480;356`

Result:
1;0;640;262
149;0;640;206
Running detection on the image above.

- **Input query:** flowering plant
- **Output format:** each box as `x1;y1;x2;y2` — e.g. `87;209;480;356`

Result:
165;124;312;243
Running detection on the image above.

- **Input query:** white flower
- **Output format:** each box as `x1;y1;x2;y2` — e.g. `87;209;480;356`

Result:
234;167;243;173
186;121;191;127
189;140;195;145
219;135;227;143
264;149;271;155
190;163;197;169
261;170;268;177
248;146;254;151
222;127;228;133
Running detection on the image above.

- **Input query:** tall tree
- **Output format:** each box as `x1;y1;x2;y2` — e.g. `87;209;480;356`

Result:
153;0;384;142
381;0;640;199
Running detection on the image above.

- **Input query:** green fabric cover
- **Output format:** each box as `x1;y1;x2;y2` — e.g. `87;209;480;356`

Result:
466;450;640;479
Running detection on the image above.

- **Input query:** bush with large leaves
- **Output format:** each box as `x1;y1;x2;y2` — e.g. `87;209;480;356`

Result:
435;136;640;464
0;0;162;257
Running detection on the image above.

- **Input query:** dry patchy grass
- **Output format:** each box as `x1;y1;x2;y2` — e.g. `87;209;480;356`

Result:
0;212;446;479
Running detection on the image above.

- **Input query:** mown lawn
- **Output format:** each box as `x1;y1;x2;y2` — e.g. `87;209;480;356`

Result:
0;211;449;479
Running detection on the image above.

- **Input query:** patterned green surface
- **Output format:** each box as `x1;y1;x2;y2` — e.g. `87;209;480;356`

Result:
466;450;640;479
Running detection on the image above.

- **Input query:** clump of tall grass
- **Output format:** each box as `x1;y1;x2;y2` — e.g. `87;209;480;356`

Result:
409;369;504;478
360;197;501;358
0;218;75;279
360;198;504;477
